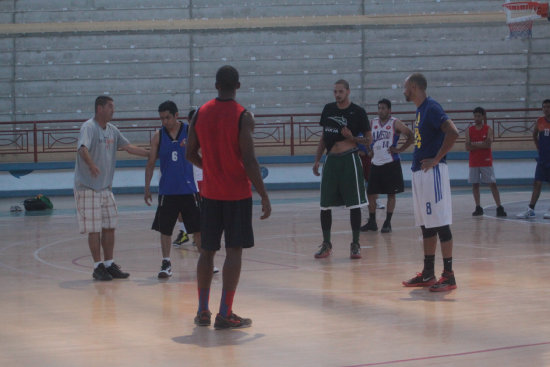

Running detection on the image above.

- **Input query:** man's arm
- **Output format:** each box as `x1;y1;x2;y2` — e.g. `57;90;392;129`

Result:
78;145;100;177
312;138;326;177
144;131;159;206
185;113;202;169
533;123;539;151
390;119;414;153
239;111;271;220
121;144;149;157
420;119;459;172
466;126;493;151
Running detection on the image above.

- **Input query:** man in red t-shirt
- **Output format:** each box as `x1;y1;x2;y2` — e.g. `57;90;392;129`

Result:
186;65;271;330
465;107;506;217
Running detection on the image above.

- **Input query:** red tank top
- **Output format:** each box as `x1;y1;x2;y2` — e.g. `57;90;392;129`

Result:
195;98;251;200
468;124;493;167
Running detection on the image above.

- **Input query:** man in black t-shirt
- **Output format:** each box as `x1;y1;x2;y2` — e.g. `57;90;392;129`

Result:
312;79;372;259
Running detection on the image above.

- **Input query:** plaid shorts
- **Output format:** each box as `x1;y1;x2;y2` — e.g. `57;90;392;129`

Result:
74;189;118;234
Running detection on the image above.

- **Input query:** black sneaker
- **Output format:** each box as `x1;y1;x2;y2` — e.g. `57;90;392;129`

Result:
496;206;507;217
360;220;378;232
106;262;130;279
194;310;212;326
92;263;113;281
314;241;332;259
173;230;190;247
402;272;436;287
158;259;172;279
214;312;252;330
381;221;392;233
429;271;457;292
472;206;484;216
350;242;361;259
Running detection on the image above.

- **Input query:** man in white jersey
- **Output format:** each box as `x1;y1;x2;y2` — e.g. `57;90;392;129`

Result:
361;99;413;233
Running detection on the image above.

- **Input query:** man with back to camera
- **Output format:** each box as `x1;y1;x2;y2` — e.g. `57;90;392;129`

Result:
312;79;372;259
144;101;201;279
74;96;149;281
186;65;271;329
516;99;550;219
465;106;507;217
401;73;460;292
361;98;414;233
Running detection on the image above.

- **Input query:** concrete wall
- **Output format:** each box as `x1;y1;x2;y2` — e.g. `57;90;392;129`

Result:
1;1;549;122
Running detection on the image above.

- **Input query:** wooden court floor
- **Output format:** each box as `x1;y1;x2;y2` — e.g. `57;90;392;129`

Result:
0;188;549;367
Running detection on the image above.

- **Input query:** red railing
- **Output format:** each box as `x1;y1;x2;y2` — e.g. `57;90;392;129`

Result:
0;108;541;162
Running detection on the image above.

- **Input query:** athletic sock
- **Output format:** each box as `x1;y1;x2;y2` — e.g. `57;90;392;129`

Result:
443;257;453;273
198;288;210;313
219;289;236;317
529;204;535;210
369;212;376;222
385;212;393;222
321;210;332;243
322;231;331;243
104;259;114;267
179;222;186;232
94;261;102;269
423;255;435;276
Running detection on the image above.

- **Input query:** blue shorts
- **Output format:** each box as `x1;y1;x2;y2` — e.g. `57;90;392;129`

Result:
535;162;550;182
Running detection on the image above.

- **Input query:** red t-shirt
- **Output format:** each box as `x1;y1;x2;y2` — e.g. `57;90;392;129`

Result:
468;124;493;167
194;98;251;200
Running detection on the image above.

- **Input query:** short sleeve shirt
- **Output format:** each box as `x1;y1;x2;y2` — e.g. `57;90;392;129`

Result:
411;97;449;172
320;102;370;152
74;118;129;191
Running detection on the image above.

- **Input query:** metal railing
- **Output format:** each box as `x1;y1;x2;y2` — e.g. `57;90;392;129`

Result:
0;108;541;162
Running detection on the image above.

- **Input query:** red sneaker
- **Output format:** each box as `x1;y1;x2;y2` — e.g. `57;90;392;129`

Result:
429;271;457;292
214;312;252;330
314;241;332;259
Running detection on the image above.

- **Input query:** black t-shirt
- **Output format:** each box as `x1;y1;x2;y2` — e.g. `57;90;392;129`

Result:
320;102;370;152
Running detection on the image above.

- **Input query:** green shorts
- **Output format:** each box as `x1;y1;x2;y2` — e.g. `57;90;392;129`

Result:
320;149;367;209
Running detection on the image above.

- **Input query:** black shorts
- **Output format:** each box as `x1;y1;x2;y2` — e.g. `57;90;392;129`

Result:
152;194;201;236
200;197;254;251
367;160;405;195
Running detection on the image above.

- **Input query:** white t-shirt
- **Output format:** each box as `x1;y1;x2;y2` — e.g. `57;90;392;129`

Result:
74;118;129;191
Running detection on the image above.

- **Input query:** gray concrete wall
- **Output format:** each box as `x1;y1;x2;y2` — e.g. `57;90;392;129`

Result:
1;1;549;122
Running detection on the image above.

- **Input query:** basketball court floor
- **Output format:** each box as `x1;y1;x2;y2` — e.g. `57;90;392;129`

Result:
0;187;549;367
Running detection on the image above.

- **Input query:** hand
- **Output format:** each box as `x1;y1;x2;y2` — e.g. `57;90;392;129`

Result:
313;161;321;176
260;196;271;220
89;164;100;178
420;158;438;172
144;189;152;206
341;126;352;138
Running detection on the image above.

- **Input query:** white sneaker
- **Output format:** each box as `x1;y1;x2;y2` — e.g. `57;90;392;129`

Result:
376;199;385;209
544;211;550;219
213;266;220;274
516;208;536;219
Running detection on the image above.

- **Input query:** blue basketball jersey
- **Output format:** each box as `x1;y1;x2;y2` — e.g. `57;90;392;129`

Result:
158;123;197;195
412;97;449;172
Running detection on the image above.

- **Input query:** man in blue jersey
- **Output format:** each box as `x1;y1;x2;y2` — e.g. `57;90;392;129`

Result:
401;73;459;292
145;101;201;279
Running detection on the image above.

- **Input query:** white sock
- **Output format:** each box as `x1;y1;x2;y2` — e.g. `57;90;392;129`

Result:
94;261;102;269
163;257;171;262
179;222;186;232
104;259;114;267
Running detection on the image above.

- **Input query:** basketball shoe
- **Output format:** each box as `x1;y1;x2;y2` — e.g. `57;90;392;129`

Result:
402;272;436;287
314;241;332;259
92;263;113;281
214;312;252;330
106;262;129;279
516;208;535;219
381;221;392;233
429;271;457;292
173;230;190;247
350;242;361;259
158;259;172;279
194;310;212;326
472;206;484;216
360;220;378;232
496;206;507;217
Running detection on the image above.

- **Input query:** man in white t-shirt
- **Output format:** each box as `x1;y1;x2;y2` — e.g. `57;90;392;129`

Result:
74;96;149;281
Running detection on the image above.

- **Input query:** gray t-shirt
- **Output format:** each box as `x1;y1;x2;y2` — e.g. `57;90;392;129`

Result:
74;118;130;191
